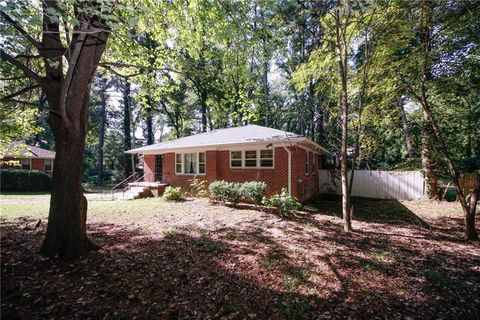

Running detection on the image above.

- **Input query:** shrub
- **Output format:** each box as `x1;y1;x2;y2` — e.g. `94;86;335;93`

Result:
162;186;183;201
0;169;51;192
262;188;302;215
188;178;209;197
209;180;242;205
240;181;267;205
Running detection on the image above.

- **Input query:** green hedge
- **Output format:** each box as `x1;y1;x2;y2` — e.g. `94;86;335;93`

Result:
0;169;52;192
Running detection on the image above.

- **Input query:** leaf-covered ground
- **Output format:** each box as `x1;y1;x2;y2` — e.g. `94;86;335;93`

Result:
1;197;479;319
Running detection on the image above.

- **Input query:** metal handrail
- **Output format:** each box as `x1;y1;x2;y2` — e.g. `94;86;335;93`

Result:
110;172;139;200
121;173;146;200
111;172;138;191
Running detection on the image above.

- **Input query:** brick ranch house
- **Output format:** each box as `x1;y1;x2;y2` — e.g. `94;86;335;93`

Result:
0;145;55;175
127;125;328;201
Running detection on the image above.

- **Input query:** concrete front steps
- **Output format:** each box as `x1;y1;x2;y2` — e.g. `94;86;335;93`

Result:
122;186;153;200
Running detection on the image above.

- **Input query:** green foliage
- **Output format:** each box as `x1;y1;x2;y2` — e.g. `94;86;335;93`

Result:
162;186;183;202
240;181;267;205
0;169;51;192
208;180;242;205
262;189;302;215
458;157;480;174
188;178;209;198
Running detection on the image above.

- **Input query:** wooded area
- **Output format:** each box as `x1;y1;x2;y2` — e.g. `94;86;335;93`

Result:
1;0;479;259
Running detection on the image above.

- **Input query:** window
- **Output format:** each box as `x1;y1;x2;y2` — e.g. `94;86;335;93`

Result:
305;152;309;175
260;150;273;167
198;152;205;174
244;150;257;167
230;151;242;167
21;158;31;170
44;159;53;172
175;152;205;175
184;153;197;174
312;154;316;175
230;149;274;168
175;154;182;173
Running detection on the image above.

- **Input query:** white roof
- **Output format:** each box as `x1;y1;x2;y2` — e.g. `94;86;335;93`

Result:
126;125;327;154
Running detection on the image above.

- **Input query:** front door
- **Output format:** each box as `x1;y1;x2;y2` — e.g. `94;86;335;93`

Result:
155;155;163;181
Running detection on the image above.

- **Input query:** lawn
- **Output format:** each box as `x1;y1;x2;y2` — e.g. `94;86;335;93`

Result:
1;197;479;319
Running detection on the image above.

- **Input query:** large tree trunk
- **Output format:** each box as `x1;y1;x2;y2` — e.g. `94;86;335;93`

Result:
40;123;97;259
96;81;107;186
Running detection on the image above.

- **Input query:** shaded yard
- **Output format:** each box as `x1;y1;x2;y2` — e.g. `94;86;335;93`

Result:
1;197;479;319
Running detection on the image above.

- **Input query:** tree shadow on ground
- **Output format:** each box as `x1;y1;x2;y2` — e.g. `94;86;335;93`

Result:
307;196;431;229
1;215;479;320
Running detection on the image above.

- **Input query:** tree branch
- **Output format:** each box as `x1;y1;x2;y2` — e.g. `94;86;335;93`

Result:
1;11;42;49
1;84;41;101
0;99;39;107
1;50;43;83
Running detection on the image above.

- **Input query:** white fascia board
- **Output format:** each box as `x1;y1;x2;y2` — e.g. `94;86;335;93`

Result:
127;140;291;155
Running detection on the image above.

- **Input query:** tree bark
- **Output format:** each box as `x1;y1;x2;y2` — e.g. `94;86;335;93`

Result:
399;100;415;158
40;124;97;259
421;110;439;199
145;107;154;145
96;80;107;186
335;5;352;232
122;81;132;177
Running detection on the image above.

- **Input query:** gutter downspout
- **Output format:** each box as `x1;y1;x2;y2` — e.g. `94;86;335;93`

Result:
283;145;292;195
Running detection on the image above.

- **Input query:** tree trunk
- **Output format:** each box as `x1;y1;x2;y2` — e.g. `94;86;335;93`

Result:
40;126;97;259
96;82;107;186
399;100;414;158
122;81;132;177
421;109;438;199
335;6;352;232
146;107;154;145
200;90;208;132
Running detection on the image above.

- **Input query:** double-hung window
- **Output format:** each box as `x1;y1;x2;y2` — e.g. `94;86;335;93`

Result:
175;152;206;174
175;154;182;173
244;150;257;167
230;149;274;168
230;151;242;167
260;150;273;167
44;159;53;172
21;158;31;170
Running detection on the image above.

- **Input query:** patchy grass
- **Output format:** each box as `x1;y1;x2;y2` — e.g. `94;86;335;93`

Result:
1;197;479;319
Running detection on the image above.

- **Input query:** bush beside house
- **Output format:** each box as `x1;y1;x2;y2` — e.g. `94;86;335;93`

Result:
162;186;184;201
209;180;301;214
262;188;302;215
0;169;52;191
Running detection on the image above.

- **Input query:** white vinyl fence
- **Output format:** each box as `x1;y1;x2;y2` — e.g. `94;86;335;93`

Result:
318;170;425;200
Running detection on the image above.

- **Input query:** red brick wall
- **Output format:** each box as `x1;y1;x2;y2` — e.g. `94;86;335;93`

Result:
215;147;289;196
144;155;155;182
292;148;319;201
149;146;321;201
31;158;44;171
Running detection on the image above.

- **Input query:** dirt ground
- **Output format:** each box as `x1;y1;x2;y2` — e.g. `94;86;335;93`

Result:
1;197;479;319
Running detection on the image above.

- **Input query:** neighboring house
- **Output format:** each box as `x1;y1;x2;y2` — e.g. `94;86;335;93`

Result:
127;125;328;201
0;145;56;176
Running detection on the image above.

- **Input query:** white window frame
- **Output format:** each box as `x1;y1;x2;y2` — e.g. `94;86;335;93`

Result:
175;152;206;175
44;159;53;172
305;152;309;176
229;149;274;169
21;158;31;170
